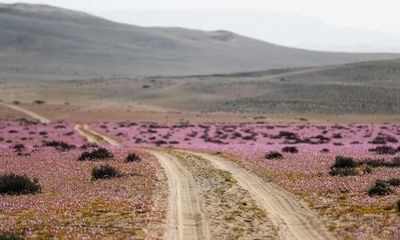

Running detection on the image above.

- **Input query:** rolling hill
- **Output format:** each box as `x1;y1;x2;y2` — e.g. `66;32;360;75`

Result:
0;2;399;79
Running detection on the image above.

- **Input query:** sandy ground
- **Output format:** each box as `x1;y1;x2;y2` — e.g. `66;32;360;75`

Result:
0;102;50;123
148;151;211;240
2;101;400;124
171;151;278;239
188;151;338;240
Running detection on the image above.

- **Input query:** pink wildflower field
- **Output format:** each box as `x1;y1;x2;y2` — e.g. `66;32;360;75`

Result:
1;118;400;239
91;121;400;239
0;119;166;239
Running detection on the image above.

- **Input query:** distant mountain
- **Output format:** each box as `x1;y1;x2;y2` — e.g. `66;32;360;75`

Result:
100;9;400;53
0;3;398;78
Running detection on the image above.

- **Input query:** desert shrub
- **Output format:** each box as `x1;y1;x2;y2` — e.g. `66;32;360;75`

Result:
387;178;400;187
369;146;397;155
0;174;40;195
329;168;358;177
308;135;331;144
78;148;114;161
33;100;45;105
390;157;400;167
43;141;75;151
329;168;359;176
368;180;394;196
64;131;74;136
332;133;342;139
320;148;330;153
361;158;387;168
332;156;358;169
80;143;99;149
92;165;121;180
397;200;400;213
0;233;23;240
330;156;360;176
362;158;400;168
242;135;256;141
12;144;25;152
370;134;398;144
154;140;167;146
265;151;283;160
126;153;141;162
282;146;298;154
278;131;297;139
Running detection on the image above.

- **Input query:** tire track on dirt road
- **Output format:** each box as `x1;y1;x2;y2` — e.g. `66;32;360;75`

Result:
74;124;121;146
148;150;210;240
0;102;121;146
186;151;338;240
0;102;51;124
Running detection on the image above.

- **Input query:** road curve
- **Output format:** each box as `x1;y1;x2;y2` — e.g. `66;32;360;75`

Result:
187;151;338;240
74;124;121;146
0;102;51;124
148;150;210;240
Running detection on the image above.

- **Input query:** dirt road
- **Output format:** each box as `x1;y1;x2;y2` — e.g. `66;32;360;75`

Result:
188;151;337;240
0;102;51;124
74;124;121;146
148;150;210;240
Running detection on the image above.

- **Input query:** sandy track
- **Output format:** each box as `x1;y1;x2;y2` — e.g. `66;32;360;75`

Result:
148;150;210;240
74;124;121;146
188;151;337;240
0;102;51;124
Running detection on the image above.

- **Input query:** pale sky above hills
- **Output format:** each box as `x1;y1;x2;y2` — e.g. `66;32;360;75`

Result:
2;0;400;52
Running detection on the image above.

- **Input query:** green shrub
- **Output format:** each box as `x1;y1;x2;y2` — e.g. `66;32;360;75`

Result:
0;233;23;240
362;158;400;168
126;153;141;162
368;146;397;155
368;180;394;196
265;151;283;160
361;158;386;168
390;158;400;167
397;200;400;213
387;178;400;187
0;174;41;195
332;133;342;139
282;146;298;154
320;148;330;153
43;141;75;151
33;100;45;105
329;168;358;176
332;156;358;169
92;165;121;180
12;144;25;152
78;148;114;161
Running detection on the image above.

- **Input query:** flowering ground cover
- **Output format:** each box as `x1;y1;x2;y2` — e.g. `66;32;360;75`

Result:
0;118;86;146
0;120;167;239
91;121;400;239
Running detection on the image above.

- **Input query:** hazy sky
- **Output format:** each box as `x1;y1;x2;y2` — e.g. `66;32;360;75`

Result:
2;0;400;52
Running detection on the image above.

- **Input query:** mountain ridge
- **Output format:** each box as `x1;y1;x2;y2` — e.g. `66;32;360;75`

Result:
0;2;398;78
